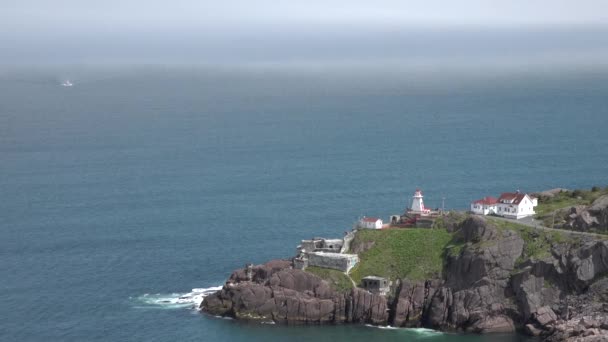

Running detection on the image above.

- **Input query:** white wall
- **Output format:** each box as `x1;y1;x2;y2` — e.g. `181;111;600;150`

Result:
471;203;496;215
359;219;383;229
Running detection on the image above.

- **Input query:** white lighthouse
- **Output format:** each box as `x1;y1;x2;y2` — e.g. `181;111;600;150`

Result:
409;189;431;216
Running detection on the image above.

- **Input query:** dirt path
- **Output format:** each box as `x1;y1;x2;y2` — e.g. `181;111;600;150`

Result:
345;271;357;288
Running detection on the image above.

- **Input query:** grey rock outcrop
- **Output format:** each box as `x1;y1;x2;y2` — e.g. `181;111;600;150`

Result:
391;279;428;327
560;195;608;232
202;260;389;324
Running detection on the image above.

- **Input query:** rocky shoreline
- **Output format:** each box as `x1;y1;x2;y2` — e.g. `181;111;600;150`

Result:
202;201;608;341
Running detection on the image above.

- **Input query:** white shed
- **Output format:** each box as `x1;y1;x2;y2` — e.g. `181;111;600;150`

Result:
359;217;383;229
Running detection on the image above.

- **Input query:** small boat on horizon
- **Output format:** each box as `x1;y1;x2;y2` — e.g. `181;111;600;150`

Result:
61;80;73;87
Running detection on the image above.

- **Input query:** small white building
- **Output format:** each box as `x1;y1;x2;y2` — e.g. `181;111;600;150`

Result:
471;191;538;219
359;217;383;229
470;197;498;215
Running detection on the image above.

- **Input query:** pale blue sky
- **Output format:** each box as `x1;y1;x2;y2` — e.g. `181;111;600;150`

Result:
2;0;608;65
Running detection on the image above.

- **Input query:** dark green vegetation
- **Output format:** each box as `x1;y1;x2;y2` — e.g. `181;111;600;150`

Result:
348;228;453;284
305;266;353;293
535;187;608;217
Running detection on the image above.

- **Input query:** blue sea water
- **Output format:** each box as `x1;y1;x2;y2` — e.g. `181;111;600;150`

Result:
1;66;608;341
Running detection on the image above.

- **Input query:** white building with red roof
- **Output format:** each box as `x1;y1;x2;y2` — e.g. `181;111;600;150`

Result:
471;191;538;219
470;196;498;215
358;217;383;229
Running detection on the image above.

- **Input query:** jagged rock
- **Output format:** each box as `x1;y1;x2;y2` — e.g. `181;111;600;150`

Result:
574;211;600;231
532;188;568;200
445;218;523;290
227;259;292;284
459;216;497;243
392;280;426;327
512;268;544;320
424;286;452;328
524;323;542;336
470;315;515;333
426;216;523;332
204;260;339;322
580;317;600;329
571;241;608;288
441;212;467;233
268;269;333;298
546;315;608;342
589;195;608;212
561;195;608;232
589;195;608;229
571;206;588;216
535;306;558;326
203;259;391;325
350;288;389;324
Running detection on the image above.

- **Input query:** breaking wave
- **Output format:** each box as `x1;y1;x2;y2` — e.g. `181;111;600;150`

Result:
406;328;444;336
131;286;222;310
365;325;443;336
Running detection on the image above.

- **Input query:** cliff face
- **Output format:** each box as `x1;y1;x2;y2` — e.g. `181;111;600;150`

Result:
202;216;608;340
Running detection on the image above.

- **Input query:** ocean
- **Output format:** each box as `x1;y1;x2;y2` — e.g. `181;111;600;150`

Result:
1;65;607;341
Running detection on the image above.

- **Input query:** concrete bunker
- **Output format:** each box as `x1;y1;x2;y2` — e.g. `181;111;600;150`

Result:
361;276;390;296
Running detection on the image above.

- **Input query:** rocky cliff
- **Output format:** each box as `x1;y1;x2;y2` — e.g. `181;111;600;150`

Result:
202;216;608;341
534;191;608;233
562;195;608;232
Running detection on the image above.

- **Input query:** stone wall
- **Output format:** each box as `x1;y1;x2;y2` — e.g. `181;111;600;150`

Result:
299;240;320;253
299;238;344;253
307;252;359;273
321;239;343;252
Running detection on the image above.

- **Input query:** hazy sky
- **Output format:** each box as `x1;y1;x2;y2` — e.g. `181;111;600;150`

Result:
2;0;608;66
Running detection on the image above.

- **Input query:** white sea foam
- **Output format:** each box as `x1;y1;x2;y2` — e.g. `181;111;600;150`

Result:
364;325;443;336
261;321;275;325
133;285;222;310
407;327;443;336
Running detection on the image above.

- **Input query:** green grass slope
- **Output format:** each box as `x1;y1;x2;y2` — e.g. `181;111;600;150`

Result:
348;228;453;284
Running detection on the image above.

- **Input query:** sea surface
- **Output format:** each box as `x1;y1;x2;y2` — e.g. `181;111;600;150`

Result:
2;66;608;341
